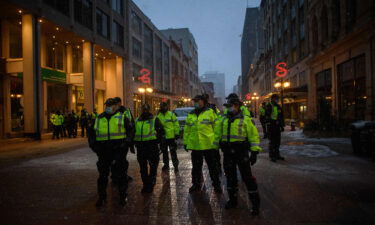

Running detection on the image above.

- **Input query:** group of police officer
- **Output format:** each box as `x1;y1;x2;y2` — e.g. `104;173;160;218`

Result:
87;92;285;216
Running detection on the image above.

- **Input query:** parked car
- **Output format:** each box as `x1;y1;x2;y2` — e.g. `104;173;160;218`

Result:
173;107;194;135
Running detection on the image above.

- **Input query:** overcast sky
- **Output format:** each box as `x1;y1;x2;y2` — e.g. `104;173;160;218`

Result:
132;0;261;95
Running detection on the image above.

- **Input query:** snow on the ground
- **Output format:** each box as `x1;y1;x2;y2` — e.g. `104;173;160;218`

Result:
283;129;351;144
280;144;339;158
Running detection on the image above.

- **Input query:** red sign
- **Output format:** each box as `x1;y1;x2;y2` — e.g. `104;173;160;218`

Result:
245;93;252;100
138;68;151;84
275;62;288;78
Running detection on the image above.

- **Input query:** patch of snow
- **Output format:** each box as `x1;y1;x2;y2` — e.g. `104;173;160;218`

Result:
280;144;339;158
283;129;351;144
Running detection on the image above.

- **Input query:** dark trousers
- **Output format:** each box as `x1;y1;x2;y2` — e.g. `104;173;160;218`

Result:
268;123;281;159
191;150;220;186
260;118;267;138
62;125;67;137
52;125;61;139
81;123;87;137
72;124;78;137
96;144;128;199
111;145;129;181
136;141;160;187
222;144;258;195
160;139;179;167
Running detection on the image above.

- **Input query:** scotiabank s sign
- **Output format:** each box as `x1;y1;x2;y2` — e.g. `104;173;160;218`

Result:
275;62;288;78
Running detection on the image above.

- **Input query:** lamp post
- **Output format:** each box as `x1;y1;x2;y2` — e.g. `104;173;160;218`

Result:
251;92;260;118
138;86;153;105
274;81;290;109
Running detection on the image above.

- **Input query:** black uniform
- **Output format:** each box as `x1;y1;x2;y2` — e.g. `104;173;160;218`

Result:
88;111;133;205
135;112;164;192
265;102;285;161
80;110;89;137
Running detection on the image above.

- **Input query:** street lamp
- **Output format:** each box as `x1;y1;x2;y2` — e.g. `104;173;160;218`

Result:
138;86;153;104
274;81;290;109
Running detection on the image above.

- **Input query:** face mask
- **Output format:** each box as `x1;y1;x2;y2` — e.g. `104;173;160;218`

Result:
194;103;199;109
105;107;113;114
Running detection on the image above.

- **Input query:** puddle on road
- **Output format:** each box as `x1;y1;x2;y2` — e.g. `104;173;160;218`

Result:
280;143;339;158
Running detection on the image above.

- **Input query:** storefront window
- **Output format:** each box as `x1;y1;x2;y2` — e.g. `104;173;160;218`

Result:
316;69;332;122
10;76;24;132
337;54;366;120
9;23;22;58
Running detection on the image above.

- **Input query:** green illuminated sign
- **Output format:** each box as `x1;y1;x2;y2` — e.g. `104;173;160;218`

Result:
16;67;67;83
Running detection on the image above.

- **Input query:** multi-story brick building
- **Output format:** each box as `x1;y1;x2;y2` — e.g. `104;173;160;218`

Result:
244;0;375;126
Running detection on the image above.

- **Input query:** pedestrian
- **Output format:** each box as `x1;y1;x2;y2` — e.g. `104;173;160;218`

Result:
134;104;164;193
265;94;285;162
72;110;78;138
80;109;89;137
157;102;180;172
89;98;133;207
184;95;222;193
112;97;135;183
62;111;68;138
50;111;60;139
65;112;74;138
216;96;261;215
259;102;268;139
56;111;64;138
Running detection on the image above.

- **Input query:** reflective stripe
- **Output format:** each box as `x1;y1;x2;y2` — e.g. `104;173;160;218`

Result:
200;120;213;125
117;114;123;133
135;134;156;138
95;117;100;134
165;119;174;123
213;141;219;146
186;123;193;126
251;143;260;147
149;119;155;136
97;133;125;138
237;119;244;136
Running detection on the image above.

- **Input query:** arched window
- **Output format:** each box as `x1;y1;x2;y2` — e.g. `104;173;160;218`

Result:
321;5;329;44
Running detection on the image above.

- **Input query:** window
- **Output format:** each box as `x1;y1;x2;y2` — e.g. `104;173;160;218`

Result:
72;46;83;73
9;23;22;58
321;5;329;44
346;0;356;32
132;37;142;60
316;69;332;121
143;25;153;69
132;63;142;80
113;21;124;47
312;16;318;50
95;57;104;80
131;11;142;35
155;36;163;90
96;9;110;39
112;0;123;15
46;40;65;70
44;0;70;15
74;0;93;29
299;71;306;86
163;43;170;92
337;55;366;120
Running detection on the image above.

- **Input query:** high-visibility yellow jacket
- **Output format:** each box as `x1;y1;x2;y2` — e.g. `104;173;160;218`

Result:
259;107;266;117
215;113;262;152
184;108;219;150
157;111;180;139
134;117;157;142
50;114;64;126
94;111;127;141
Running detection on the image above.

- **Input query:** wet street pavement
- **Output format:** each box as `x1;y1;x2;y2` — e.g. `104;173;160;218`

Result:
0;129;375;225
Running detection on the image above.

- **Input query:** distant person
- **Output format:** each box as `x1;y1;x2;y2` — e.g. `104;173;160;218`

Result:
80;109;89;137
72;110;78;138
259;102;268;139
265;94;285;162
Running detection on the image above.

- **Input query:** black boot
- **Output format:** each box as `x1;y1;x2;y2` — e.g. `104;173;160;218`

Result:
225;191;238;209
249;192;260;215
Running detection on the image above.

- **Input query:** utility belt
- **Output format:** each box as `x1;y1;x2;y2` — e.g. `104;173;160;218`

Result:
220;141;249;149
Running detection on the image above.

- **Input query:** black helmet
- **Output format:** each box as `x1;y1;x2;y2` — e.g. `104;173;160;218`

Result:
113;97;122;104
192;95;207;102
104;98;115;106
141;104;151;112
226;93;239;100
271;94;279;100
223;98;241;107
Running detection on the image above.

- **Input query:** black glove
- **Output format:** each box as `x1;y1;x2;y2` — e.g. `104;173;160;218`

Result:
184;145;188;152
250;151;258;166
280;126;285;132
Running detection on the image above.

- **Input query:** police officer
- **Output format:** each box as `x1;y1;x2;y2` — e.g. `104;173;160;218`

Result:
90;109;98;127
259;102;268;139
72;110;79;138
266;94;285;162
80;109;89;137
112;97;135;182
215;96;261;215
184;95;222;193
90;98;133;207
157;102;180;171
224;93;251;118
134;104;164;193
50;111;60;139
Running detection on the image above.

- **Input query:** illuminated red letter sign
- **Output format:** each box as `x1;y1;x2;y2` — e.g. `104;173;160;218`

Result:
245;93;252;100
275;62;288;78
138;68;151;84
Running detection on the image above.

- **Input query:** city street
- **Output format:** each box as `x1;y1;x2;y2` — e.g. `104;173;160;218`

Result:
1;128;374;225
